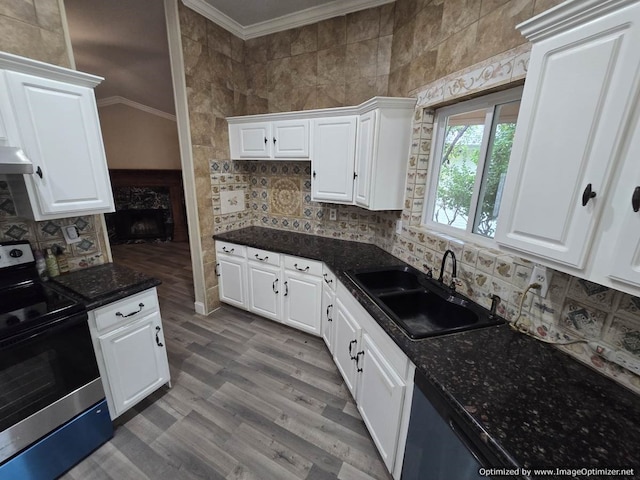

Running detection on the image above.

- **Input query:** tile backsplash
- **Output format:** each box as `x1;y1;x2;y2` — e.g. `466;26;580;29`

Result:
211;160;399;246
385;101;640;395
0;176;107;270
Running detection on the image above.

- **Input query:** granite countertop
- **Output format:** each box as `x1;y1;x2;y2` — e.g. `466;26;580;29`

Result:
52;263;161;310
215;227;640;477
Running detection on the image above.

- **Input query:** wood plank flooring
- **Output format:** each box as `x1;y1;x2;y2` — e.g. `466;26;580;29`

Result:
62;242;391;480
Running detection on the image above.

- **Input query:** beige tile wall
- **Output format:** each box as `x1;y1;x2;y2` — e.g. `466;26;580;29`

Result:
243;4;395;113
389;0;565;96
178;3;249;311
0;0;109;270
0;0;70;67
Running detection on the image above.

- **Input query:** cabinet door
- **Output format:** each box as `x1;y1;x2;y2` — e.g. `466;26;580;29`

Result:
98;311;170;417
333;297;361;397
496;4;640;268
218;255;248;309
231;122;271;158
273;119;309;159
356;332;405;472
247;261;282;322
608;117;640;287
4;71;114;219
311;116;357;203
321;285;335;353
283;270;322;335
354;110;376;208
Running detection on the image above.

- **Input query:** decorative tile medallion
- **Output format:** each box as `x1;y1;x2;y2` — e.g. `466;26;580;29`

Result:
560;300;607;339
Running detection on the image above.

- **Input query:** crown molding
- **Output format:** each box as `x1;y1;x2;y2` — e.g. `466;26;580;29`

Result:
97;96;177;121
518;0;636;41
181;0;394;40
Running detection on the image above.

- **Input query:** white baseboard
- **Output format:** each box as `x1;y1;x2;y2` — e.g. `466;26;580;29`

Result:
194;301;206;315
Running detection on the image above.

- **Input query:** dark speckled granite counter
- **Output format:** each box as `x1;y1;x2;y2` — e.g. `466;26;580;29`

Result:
215;227;640;478
52;263;161;310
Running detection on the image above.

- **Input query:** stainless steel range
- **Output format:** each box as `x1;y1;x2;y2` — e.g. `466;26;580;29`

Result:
0;240;113;479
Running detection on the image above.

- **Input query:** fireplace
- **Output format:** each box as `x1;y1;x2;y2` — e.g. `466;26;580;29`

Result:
106;170;188;244
110;208;171;241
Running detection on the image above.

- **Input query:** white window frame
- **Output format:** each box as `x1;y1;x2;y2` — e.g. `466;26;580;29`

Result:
423;87;523;245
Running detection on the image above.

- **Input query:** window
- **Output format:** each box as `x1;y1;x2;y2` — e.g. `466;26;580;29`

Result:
424;88;522;240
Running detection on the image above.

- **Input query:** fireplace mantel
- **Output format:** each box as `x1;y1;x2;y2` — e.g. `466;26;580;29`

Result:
108;169;188;242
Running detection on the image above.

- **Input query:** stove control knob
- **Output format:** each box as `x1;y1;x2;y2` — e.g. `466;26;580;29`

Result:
9;249;23;258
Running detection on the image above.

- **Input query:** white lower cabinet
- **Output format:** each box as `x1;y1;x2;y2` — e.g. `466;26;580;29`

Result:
216;242;248;310
334;281;415;479
214;240;414;478
356;332;406;471
283;268;322;335
247;260;281;321
333;296;362;397
321;281;335;353
88;288;170;419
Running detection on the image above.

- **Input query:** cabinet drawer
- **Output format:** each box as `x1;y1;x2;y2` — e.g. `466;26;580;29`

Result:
322;265;337;291
284;255;322;276
247;247;280;266
215;241;246;258
94;288;159;334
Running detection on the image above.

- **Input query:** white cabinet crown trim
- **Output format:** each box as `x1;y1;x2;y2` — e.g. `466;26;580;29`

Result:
226;96;416;123
0;51;103;88
518;0;638;41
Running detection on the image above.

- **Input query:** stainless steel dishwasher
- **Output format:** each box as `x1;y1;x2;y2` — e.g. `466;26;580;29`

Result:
401;369;499;479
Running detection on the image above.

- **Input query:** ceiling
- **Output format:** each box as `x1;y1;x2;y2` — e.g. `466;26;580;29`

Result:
63;0;391;117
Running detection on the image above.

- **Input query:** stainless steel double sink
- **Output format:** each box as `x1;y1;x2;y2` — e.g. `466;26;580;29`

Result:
346;266;503;339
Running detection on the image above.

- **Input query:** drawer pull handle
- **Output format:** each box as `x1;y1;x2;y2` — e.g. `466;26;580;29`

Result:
326;304;333;321
284;281;288;296
255;254;269;261
273;278;279;294
581;183;596;206
222;246;234;253
348;339;357;360
35;166;43;179
323;273;333;285
215;262;220;277
632;186;640;212
356;351;364;372
115;302;144;318
155;326;164;347
294;263;309;272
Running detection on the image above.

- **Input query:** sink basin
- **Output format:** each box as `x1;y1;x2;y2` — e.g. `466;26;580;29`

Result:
379;291;479;339
346;266;503;339
351;266;422;295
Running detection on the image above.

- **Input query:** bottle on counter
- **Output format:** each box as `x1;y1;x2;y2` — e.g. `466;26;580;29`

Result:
45;248;60;277
55;246;70;274
34;249;48;281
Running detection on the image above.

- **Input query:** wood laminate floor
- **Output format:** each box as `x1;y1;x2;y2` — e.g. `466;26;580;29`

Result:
62;242;391;480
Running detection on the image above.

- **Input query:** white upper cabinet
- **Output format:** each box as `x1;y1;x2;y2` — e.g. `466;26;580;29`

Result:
227;97;415;210
353;100;414;210
601;112;640;288
311;116;357;204
228;118;309;160
0;53;114;220
496;0;640;269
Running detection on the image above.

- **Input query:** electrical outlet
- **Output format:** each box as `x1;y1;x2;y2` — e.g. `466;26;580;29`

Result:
529;264;552;297
395;219;403;234
329;208;337;221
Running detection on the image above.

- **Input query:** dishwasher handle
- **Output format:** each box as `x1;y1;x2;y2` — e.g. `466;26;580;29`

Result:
448;417;491;468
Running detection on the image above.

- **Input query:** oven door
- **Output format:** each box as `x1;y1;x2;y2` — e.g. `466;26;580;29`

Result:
0;311;104;464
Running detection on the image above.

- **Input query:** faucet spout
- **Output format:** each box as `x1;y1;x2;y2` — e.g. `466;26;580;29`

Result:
438;249;457;287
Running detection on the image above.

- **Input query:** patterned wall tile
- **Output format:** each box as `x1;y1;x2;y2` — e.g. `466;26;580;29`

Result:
566;277;616;310
559;300;607;339
604;316;640;356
